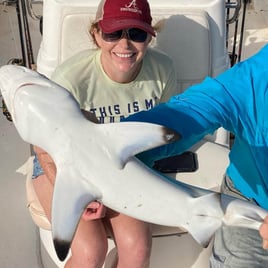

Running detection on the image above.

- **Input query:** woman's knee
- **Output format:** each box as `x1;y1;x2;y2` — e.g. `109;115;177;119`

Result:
70;219;108;267
116;225;152;264
71;243;107;268
106;212;152;266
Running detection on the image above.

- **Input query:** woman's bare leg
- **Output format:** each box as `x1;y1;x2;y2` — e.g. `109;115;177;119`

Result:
33;175;108;268
105;209;152;268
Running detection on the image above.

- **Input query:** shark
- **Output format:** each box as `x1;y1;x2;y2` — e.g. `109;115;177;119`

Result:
0;64;267;262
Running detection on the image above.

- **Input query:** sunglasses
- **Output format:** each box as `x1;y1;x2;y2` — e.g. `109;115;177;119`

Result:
101;28;148;43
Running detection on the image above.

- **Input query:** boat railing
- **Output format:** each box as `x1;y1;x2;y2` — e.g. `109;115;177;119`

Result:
225;0;250;66
26;0;42;20
226;0;242;24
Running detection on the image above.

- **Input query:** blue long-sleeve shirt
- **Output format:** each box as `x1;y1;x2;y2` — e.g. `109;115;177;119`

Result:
124;44;268;210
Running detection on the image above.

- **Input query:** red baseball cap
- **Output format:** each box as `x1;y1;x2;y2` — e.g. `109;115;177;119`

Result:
96;0;155;36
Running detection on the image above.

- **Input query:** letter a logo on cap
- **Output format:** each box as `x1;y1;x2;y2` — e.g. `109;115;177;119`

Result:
126;0;138;9
121;0;142;14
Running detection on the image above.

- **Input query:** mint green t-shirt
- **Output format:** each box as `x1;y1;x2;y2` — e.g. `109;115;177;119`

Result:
51;48;177;123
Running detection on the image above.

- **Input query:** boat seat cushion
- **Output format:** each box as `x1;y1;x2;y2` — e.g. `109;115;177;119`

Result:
26;159;51;230
152;10;211;94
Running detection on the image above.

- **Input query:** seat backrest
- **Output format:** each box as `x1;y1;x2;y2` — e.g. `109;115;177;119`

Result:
37;0;229;146
151;11;212;94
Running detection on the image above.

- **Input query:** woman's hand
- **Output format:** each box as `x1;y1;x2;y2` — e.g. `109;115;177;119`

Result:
260;215;268;249
82;201;106;221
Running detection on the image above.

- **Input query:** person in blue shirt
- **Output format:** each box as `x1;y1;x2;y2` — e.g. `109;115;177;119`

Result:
123;44;268;267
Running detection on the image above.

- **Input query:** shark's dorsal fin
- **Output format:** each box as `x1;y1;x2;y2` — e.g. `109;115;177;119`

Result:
97;121;181;169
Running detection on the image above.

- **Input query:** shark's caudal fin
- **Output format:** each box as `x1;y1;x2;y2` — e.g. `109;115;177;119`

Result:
52;168;102;261
220;194;268;230
97;122;181;169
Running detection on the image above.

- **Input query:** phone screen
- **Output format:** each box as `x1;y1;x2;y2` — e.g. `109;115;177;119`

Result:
153;151;198;173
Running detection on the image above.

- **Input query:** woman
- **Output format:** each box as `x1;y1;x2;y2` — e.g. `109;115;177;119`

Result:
32;0;177;267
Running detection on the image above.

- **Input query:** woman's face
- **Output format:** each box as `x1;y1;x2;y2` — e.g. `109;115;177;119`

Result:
94;28;152;83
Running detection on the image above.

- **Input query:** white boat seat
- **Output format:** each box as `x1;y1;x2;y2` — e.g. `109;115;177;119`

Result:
26;167;51;231
37;1;229;146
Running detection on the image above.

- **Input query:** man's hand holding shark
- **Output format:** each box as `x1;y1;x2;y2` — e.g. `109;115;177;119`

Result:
1;65;268;262
260;217;268;249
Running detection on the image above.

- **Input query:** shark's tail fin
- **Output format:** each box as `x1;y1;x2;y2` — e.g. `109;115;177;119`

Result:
221;194;268;230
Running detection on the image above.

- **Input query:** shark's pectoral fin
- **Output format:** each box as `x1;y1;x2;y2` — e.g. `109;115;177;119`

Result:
99;122;181;168
184;215;222;248
51;168;102;261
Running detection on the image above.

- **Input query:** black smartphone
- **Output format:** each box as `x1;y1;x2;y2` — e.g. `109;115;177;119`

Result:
152;151;198;173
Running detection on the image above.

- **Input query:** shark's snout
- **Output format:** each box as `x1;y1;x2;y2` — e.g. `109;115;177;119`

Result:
0;65;33;113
